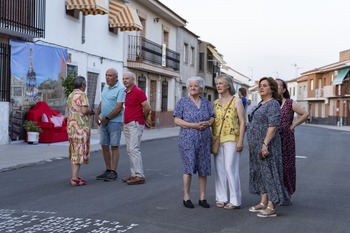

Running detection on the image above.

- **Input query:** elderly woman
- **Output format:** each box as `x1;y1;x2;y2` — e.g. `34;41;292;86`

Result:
247;77;290;217
67;76;94;186
174;76;215;209
212;74;245;209
276;78;309;199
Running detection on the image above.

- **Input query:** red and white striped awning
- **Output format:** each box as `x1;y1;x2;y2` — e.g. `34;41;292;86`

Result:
109;0;143;31
66;0;108;16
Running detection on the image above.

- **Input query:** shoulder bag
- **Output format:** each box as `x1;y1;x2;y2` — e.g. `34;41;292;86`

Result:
211;96;235;155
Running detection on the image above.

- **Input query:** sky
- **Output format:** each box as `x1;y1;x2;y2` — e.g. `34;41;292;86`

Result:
160;0;350;82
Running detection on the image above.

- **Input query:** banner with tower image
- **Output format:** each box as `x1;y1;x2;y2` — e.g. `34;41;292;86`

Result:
9;40;68;141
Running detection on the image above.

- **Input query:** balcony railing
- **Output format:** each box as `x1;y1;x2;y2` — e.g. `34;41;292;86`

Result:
128;35;180;71
323;85;334;98
315;88;323;98
0;0;46;38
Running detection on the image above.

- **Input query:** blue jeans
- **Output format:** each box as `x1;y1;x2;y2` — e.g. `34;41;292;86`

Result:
100;122;122;147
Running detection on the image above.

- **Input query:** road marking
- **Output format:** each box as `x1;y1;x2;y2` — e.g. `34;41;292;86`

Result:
0;209;138;232
296;156;307;159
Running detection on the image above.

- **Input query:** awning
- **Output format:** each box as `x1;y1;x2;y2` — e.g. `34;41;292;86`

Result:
109;0;143;31
207;46;226;64
333;67;350;85
66;0;108;16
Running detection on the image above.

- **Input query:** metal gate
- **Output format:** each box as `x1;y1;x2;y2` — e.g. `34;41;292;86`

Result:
0;43;11;102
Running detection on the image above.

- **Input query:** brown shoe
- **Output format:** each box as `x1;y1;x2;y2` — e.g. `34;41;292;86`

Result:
122;176;134;182
127;176;145;185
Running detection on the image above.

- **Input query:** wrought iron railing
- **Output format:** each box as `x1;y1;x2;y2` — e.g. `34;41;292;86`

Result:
0;0;46;38
128;35;180;71
0;43;11;102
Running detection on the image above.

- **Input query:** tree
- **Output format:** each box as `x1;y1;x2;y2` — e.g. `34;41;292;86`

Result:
61;74;75;98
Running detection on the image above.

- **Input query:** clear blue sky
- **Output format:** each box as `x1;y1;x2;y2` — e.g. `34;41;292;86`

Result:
161;0;350;81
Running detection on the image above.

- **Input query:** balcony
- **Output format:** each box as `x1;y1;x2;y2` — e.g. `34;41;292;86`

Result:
315;88;323;98
127;35;180;72
323;85;334;98
0;0;46;38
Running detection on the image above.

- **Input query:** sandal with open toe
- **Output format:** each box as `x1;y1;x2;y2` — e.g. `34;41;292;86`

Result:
248;202;267;213
71;178;86;186
216;202;225;208
224;203;241;210
257;206;277;217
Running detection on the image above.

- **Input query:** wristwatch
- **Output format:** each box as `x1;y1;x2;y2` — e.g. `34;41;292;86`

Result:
263;142;268;146
105;116;110;121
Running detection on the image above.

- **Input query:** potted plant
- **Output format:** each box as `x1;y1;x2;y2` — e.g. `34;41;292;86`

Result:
23;120;42;144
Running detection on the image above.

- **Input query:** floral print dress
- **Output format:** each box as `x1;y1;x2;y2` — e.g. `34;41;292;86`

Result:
247;99;289;204
279;99;296;195
67;89;90;165
173;96;215;176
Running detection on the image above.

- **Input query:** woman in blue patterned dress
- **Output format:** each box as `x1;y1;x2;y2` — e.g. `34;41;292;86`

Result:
174;76;215;209
247;77;290;217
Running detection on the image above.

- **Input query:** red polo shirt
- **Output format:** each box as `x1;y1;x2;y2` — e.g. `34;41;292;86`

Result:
124;85;148;125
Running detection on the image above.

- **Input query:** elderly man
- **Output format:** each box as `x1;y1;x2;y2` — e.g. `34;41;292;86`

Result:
122;72;151;185
95;68;125;182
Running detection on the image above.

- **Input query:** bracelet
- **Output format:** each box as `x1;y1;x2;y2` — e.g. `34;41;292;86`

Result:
263;142;268;146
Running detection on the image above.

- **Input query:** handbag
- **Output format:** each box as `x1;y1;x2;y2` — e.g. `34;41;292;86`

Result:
211;96;235;155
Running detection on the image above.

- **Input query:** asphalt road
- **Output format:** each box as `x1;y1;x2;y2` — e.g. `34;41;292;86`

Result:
0;126;349;233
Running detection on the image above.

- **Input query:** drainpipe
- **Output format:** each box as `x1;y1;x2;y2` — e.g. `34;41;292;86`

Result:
82;16;85;44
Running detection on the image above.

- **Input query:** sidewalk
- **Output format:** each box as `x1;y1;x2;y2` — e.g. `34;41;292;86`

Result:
0;127;180;172
1;124;349;173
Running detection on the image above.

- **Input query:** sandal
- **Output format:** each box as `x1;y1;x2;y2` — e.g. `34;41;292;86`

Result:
257;206;277;218
248;202;267;213
71;178;86;186
216;202;225;208
224;203;240;210
78;177;86;184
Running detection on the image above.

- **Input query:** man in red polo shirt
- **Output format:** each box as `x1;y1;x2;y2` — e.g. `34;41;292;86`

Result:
122;71;151;185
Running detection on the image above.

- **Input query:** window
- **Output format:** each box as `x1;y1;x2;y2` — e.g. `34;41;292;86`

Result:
190;46;195;66
109;25;118;35
67;64;78;77
293;87;295;96
138;74;146;92
66;9;80;19
183;43;188;63
199;53;204;72
13;87;22;97
161;80;168;112
310;79;314;91
87;72;99;107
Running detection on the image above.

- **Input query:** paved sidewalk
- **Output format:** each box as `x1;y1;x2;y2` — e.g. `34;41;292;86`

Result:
0;124;349;172
0;127;180;172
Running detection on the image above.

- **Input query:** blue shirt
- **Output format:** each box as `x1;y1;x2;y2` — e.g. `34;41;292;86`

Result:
100;81;126;123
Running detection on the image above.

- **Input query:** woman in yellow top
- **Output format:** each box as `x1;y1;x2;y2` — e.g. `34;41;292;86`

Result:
212;74;246;209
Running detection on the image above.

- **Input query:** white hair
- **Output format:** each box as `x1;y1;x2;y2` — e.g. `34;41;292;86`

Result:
186;76;205;90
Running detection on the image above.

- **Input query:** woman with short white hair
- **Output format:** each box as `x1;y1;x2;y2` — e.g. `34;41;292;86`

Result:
174;76;215;209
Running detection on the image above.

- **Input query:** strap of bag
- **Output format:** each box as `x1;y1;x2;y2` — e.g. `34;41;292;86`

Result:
217;96;235;136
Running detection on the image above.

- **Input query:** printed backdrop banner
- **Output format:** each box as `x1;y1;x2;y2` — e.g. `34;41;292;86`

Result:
9;40;68;141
